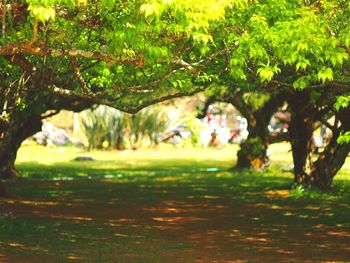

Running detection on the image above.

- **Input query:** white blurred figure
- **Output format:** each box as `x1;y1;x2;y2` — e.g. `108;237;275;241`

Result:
238;117;249;140
200;127;212;147
217;126;230;145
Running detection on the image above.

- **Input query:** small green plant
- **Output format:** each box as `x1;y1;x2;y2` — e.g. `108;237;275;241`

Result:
80;106;126;150
182;116;202;146
80;107;110;150
104;109;126;150
81;106;171;150
126;107;171;149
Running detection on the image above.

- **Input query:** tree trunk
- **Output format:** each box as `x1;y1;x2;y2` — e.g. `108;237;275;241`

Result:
289;116;314;185
0;114;43;179
288;90;315;186
310;141;350;190
237;120;269;170
310;107;350;190
235;92;287;170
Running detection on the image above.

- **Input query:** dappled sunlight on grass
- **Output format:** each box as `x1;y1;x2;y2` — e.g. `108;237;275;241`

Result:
67;255;84;260
268;143;293;165
152;216;207;223
4;199;59;206
17;144;239;174
0;144;348;261
264;190;290;199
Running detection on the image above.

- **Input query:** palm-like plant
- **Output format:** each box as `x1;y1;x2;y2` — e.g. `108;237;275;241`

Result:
80;106;110;150
105;109;126;150
81;106;126;150
126;108;171;149
81;106;171;150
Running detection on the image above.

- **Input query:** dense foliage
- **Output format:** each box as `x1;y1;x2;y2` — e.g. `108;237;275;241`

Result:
197;0;350;188
0;0;349;189
0;0;239;179
0;0;236;113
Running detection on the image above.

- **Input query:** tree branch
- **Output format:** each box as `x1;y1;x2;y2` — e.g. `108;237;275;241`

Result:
0;43;144;66
28;18;39;45
71;57;90;94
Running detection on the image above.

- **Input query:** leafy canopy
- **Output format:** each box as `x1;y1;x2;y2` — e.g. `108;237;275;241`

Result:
1;0;241;113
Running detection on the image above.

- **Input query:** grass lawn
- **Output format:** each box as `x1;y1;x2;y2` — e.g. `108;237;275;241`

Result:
0;143;349;262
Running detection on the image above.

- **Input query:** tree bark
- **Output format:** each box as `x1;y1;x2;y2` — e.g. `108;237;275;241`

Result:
0;114;43;179
235;92;287;170
310;107;350;190
288;115;314;185
311;140;350;190
288;90;315;185
236;119;269;170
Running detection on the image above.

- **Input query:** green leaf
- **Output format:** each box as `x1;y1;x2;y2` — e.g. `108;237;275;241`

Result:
317;67;333;83
257;64;281;82
293;76;311;90
28;5;56;21
337;132;350;144
334;95;350;111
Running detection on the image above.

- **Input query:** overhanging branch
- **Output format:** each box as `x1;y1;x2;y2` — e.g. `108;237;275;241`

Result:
0;43;144;66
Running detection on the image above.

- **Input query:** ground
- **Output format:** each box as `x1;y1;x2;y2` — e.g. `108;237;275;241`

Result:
0;144;349;262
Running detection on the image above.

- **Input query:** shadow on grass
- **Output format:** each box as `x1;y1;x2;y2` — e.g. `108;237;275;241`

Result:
0;159;349;262
16;159;233;179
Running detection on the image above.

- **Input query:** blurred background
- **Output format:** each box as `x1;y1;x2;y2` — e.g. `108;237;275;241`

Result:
29;95;249;151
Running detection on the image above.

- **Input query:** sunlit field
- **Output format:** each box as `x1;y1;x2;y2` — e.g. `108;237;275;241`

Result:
0;144;349;262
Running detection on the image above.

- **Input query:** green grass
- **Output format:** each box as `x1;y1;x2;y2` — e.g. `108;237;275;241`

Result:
0;144;349;262
16;144;240;177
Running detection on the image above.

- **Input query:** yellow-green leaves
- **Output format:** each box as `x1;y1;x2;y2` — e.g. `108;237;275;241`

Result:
140;0;239;33
140;1;164;18
257;64;280;82
243;92;270;110
229;51;247;80
344;30;350;48
249;15;268;30
317;67;334;83
192;33;214;45
27;0;87;21
76;0;87;5
225;0;350;89
330;53;349;67
295;59;310;71
28;5;56;22
334;95;350;111
293;76;312;90
337;132;350;144
249;44;267;60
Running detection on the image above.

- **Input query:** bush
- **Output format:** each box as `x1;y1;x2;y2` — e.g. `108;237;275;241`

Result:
80;106;171;150
126;108;171;149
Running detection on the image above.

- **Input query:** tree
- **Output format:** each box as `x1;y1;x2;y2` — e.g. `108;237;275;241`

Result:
194;0;350;187
0;0;244;183
223;0;350;188
310;105;350;189
1;0;349;191
199;82;288;170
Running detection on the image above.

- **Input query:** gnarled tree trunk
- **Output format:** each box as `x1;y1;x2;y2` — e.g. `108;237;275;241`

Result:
235;91;287;170
236;119;269;170
311;141;350;190
0;114;43;179
310;106;350;190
